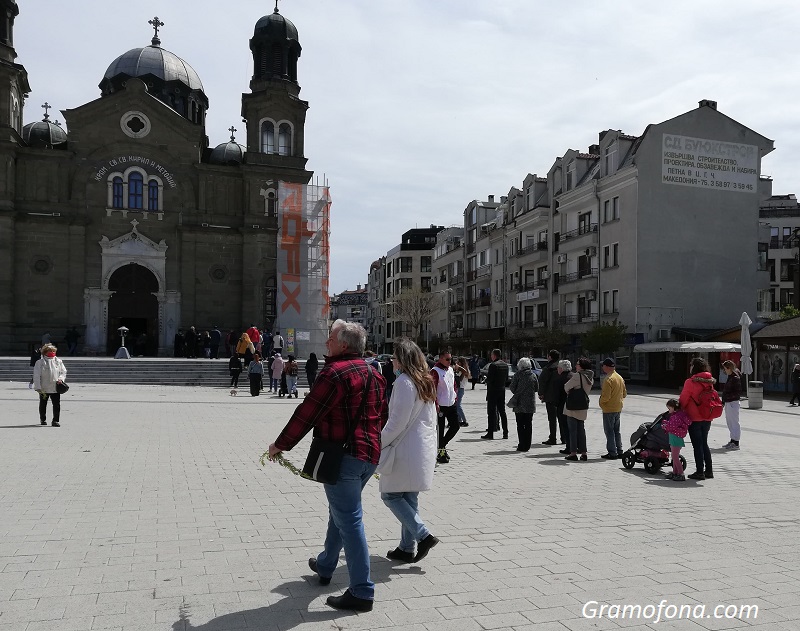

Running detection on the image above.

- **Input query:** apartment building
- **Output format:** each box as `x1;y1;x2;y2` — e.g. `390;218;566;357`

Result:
430;226;465;340
330;286;368;328
758;188;800;319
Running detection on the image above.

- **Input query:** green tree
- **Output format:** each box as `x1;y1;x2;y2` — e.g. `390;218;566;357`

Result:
581;320;628;356
779;304;800;319
532;326;569;354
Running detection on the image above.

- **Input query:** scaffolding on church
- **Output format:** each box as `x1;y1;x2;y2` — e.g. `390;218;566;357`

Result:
276;182;331;358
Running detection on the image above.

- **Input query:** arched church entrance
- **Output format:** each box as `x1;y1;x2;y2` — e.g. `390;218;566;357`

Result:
106;263;159;356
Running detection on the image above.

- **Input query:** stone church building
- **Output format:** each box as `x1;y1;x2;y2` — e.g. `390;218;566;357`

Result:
0;0;327;355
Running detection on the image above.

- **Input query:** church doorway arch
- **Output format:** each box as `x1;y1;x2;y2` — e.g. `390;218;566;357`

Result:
106;263;159;356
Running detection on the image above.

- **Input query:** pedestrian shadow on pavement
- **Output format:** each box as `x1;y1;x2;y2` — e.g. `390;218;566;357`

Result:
171;556;423;630
0;425;48;429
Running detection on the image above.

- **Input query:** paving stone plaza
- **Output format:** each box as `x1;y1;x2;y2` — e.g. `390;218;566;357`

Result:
1;380;798;631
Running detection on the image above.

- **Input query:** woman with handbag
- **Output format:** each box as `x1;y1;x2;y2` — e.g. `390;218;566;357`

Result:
247;353;264;396
508;357;538;451
563;357;594;461
378;338;440;564
32;343;67;427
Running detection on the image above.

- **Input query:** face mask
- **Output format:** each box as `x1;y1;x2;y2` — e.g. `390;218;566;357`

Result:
45;352;56;358
394;369;403;377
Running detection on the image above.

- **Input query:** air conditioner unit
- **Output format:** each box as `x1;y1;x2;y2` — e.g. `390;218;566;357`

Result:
557;254;568;264
586;290;596;300
657;328;671;341
541;271;550;280
586;246;598;257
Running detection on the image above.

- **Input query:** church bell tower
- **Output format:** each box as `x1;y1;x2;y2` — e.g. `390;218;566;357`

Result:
0;0;29;136
241;3;308;169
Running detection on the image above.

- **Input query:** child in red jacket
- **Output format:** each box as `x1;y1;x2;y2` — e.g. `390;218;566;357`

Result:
661;398;692;482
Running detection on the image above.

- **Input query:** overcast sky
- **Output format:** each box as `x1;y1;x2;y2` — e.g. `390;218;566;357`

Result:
16;0;800;294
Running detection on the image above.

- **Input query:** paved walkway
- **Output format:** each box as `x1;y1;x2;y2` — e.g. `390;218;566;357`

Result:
0;381;798;631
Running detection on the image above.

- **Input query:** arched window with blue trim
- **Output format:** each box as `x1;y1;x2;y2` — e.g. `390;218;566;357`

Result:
148;180;159;211
128;172;143;209
112;177;124;209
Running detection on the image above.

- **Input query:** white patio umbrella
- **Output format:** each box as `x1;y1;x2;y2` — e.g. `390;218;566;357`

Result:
739;311;753;375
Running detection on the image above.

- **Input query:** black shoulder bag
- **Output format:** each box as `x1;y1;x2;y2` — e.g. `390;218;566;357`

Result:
302;366;374;485
565;372;590;411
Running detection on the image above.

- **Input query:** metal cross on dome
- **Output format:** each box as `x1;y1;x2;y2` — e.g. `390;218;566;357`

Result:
148;16;164;46
228;126;237;142
41;102;51;121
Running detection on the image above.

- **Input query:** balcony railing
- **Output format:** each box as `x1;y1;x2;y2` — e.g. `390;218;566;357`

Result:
476;265;492;278
559;223;598;242
467;270;477;281
448;273;463;286
515;279;548;292
757;301;782;312
513;241;548;258
559;268;598;284
450;301;464;311
509;320;546;329
558;313;599;325
466;296;492;309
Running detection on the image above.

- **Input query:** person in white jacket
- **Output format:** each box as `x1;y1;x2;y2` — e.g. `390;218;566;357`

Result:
377;338;440;564
32;343;67;427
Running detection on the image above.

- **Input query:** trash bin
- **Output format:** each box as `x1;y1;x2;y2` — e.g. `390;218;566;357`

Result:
748;381;763;409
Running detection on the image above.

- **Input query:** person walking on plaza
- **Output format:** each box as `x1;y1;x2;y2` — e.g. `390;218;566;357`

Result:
599;358;627;459
679;357;717;481
378;338;440;564
453;356;470;427
271;352;285;395
267;320;387;612
247;353;263;396
272;329;285;356
721;360;742;450
430;349;459;463
285;354;300;398
246;324;261;353
64;326;81;356
306;352;319;389
228;352;242;388
508;357;538;451
33;343;67;427
538;349;562;445
482;349;509;440
563;358;594;461
790;364;800;406
469;355;481;390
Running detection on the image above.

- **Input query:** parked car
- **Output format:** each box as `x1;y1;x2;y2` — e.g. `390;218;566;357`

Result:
479;357;542;386
376;353;393;364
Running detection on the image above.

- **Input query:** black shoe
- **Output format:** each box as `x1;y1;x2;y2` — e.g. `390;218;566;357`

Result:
687;471;705;480
559;449;569;454
308;558;331;585
414;534;440;562
542;438;557;445
386;547;415;563
51;421;60;427
502;434;508;439
459;421;469;427
580;454;588;461
480;433;494;440
704;471;714;479
600;453;618;459
565;454;578;461
40;420;47;426
436;449;448;464
326;589;373;612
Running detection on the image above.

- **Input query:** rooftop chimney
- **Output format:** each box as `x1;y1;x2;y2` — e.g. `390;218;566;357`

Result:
699;99;718;110
357;284;361;291
488;195;495;203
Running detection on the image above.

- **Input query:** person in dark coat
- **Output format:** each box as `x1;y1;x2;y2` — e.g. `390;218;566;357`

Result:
306;352;319;389
790;364;800;406
508;358;538;451
537;349;562;445
184;326;197;359
481;349;509;439
174;329;185;358
469;355;481;390
229;353;243;388
247;353;264;396
210;326;222;359
381;356;396;401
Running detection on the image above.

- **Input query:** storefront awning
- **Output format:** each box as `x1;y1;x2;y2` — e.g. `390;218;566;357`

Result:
633;342;742;353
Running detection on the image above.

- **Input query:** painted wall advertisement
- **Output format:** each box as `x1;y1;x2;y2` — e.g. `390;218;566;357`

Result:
661;134;758;193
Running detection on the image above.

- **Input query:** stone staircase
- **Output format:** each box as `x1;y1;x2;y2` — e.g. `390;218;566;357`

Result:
0;357;312;388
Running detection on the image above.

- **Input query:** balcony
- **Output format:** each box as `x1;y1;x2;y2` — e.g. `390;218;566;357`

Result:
513;240;548;258
448;273;463;287
476;265;492;278
509;320;546;330
558;313;599;326
467;243;476;254
450;301;464;311
466;296;492;309
559;224;598;243
559;268;599;284
515;279;547;292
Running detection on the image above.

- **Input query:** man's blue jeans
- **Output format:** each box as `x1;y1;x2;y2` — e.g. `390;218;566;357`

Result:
381;491;430;553
602;412;623;454
316;454;377;600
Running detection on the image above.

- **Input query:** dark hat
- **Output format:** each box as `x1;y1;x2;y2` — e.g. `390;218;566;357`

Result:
602;358;615;367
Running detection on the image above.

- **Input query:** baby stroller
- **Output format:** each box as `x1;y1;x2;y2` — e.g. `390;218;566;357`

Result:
621;413;687;474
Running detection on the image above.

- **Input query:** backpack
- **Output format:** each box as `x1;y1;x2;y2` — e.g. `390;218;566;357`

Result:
694;387;723;419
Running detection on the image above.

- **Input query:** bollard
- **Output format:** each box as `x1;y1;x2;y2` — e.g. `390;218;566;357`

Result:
748;381;763;409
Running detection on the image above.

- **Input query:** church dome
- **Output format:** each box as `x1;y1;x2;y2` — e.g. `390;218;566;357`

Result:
22;118;68;149
254;8;299;42
209;140;246;166
102;45;204;92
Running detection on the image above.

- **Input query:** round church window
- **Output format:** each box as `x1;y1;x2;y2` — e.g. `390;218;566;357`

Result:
120;111;151;139
209;264;228;283
32;257;52;275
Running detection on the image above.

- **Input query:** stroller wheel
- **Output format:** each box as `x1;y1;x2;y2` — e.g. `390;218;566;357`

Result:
644;457;661;474
679;455;687;471
621;451;636;470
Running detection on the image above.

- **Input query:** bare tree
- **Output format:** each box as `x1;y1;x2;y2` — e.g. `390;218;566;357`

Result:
390;288;444;345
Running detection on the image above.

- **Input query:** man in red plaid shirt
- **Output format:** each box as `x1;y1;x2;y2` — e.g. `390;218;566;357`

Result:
268;320;387;612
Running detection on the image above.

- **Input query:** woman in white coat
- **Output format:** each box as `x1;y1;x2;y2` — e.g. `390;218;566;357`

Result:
33;343;67;426
378;338;440;564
